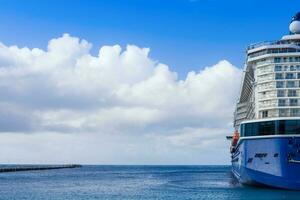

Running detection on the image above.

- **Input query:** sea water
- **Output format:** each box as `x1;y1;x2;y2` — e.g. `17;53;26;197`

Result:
0;165;299;200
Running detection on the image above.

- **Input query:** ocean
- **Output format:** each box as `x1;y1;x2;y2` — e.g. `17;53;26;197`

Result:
0;165;299;200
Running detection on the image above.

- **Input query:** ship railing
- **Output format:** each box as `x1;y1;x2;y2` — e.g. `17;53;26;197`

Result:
247;40;278;50
248;48;300;58
247;39;300;50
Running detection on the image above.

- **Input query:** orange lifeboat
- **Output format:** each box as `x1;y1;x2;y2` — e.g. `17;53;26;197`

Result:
231;130;240;147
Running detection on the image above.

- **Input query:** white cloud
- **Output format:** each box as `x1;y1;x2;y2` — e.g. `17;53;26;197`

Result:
0;34;242;164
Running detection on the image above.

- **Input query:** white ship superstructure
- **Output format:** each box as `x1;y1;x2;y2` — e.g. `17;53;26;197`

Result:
234;13;300;129
230;13;300;190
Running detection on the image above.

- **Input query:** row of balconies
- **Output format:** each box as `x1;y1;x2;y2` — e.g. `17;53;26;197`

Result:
247;40;300;51
257;65;300;75
279;108;300;117
248;49;300;59
248;53;300;63
257;74;300;83
258;108;300;118
259;98;300;108
259;90;299;99
275;72;300;80
256;81;300;91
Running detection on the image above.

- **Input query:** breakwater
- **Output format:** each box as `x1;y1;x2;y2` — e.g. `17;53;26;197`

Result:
0;164;81;173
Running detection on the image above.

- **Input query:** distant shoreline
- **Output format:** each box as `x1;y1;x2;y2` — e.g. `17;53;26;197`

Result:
0;164;82;173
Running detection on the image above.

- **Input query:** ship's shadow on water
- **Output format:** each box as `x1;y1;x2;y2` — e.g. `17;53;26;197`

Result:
0;165;300;200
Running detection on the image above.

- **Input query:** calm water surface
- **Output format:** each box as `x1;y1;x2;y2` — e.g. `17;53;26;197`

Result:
0;165;299;200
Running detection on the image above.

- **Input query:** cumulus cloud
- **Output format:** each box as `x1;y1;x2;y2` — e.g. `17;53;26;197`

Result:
0;34;242;164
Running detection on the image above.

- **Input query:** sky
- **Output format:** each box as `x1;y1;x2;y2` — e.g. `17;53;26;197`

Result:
0;0;298;164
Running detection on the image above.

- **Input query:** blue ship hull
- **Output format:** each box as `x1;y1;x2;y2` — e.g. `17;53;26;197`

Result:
232;136;300;190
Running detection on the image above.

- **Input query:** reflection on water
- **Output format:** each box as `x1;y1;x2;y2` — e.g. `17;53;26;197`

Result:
0;165;299;200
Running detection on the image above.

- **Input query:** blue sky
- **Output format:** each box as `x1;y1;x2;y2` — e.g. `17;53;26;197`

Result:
0;0;298;164
0;0;297;78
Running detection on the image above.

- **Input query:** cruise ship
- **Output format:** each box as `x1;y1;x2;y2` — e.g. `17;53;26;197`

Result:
230;12;300;190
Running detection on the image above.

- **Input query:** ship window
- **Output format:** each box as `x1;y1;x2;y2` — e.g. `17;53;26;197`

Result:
279;109;288;117
278;99;286;106
291;65;296;71
287;81;296;88
244;123;258;136
298;73;300;79
290;99;298;106
291;109;300;117
274;57;281;63
240;124;245;137
286;73;295;79
289;57;294;62
275;73;284;79
284;66;289;71
244;123;251;136
277;90;285;97
283;57;287;62
262;111;268;118
277;120;300;135
243;124;250;136
276;81;284;88
259;121;275;135
241;120;300;137
275;65;282;71
288;90;297;97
